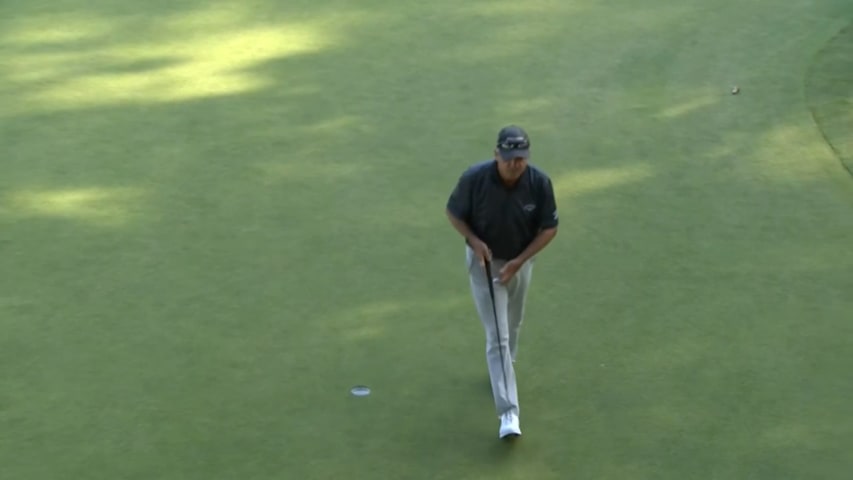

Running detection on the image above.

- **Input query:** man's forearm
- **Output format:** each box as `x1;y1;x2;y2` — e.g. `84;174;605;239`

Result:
514;227;557;264
446;209;480;243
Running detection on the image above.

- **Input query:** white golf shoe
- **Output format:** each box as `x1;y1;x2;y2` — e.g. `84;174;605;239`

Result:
499;412;521;438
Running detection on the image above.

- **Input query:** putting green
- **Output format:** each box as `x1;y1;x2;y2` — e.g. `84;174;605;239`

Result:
1;1;852;479
807;22;853;178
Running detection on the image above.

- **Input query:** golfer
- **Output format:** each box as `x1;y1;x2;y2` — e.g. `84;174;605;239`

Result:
445;125;559;438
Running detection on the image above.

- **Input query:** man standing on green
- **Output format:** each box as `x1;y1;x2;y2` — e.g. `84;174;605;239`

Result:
445;125;559;439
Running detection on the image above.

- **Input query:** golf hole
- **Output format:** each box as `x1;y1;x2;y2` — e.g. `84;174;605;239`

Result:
350;385;370;397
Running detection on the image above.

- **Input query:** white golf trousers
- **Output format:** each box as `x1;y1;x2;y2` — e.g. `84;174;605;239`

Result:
465;246;535;418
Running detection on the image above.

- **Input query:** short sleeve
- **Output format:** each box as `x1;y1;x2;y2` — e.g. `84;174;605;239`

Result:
446;170;473;221
538;177;559;229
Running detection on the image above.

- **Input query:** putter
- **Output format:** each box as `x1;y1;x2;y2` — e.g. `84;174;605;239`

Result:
483;260;510;403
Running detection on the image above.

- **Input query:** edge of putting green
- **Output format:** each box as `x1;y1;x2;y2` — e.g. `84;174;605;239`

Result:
806;21;853;180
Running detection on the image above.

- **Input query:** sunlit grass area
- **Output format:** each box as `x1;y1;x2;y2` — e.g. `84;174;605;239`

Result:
551;165;655;200
1;1;852;479
0;3;359;113
1;187;146;226
22;24;326;104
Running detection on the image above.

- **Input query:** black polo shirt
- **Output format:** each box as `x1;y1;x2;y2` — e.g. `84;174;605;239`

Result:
446;159;559;260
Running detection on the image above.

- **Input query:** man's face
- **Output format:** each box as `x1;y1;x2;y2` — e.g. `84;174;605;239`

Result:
495;150;528;181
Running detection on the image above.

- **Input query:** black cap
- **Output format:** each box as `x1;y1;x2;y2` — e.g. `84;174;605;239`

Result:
496;125;530;161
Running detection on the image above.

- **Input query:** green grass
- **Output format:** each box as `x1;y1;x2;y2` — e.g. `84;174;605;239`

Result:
1;1;852;479
808;22;853;178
